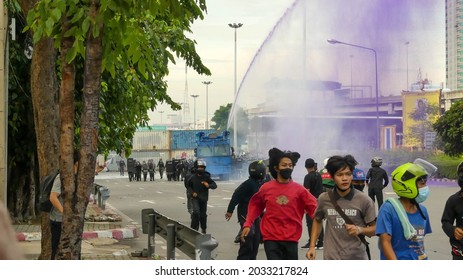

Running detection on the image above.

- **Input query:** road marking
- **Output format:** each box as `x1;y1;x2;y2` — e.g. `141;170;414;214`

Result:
139;200;156;204
156;191;163;194
177;197;185;200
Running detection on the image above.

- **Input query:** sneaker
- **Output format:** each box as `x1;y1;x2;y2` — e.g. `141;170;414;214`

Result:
201;229;207;234
316;246;324;250
300;242;310;249
234;235;241;243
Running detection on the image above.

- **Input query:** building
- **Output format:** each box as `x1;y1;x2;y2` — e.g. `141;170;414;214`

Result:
446;0;463;90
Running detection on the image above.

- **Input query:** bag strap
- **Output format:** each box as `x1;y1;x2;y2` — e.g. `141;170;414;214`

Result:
328;189;371;260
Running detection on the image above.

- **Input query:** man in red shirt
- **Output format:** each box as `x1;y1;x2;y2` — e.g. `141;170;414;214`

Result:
241;147;318;260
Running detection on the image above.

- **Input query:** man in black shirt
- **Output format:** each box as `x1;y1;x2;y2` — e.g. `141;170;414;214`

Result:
366;157;389;210
225;160;266;260
301;158;324;249
441;161;463;260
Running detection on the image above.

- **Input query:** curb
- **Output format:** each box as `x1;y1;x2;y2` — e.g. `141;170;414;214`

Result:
16;226;139;242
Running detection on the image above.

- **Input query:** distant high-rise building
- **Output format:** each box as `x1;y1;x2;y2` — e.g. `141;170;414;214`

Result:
446;0;463;90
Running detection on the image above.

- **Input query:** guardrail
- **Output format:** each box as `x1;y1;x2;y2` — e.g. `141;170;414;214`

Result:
94;184;110;210
141;208;219;260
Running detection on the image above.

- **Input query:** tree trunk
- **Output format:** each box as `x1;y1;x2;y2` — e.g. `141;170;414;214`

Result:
56;14;77;259
31;38;60;260
20;0;61;259
59;0;103;260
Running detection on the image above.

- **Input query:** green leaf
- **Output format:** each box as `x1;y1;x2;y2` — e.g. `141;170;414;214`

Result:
51;8;62;22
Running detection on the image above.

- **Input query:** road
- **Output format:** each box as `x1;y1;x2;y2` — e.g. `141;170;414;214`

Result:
95;172;457;260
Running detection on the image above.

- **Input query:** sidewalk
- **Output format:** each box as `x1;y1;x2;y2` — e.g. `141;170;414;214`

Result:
14;201;141;260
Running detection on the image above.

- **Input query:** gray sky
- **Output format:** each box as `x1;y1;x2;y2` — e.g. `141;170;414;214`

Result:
150;0;445;127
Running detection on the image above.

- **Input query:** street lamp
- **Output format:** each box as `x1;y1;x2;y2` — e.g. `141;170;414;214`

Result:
229;22;243;153
159;110;164;124
327;39;380;149
405;41;410;90
190;94;199;129
350;54;354;96
202;81;212;129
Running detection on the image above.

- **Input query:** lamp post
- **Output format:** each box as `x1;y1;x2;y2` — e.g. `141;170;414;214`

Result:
202;81;212;129
190;94;199;129
405;41;409;90
229;22;242;153
327;39;380;149
350;54;354;96
159;110;164;124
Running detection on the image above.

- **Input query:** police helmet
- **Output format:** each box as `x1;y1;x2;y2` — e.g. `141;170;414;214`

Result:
194;159;207;169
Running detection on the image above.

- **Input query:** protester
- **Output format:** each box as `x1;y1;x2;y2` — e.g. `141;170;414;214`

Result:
352;167;367;192
441;161;463;260
320;158;335;192
301;158;324;249
366;156;389;210
376;159;435;260
225;160;267;259
242;147;317;260
306;154;376;260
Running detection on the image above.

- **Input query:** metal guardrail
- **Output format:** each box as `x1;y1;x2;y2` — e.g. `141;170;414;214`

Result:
141;208;218;260
94;184;110;210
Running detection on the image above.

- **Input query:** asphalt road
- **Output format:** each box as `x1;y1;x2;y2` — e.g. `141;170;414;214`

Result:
95;172;457;260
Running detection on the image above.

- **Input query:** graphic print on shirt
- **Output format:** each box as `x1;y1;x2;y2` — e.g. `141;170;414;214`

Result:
410;225;427;259
276;195;289;205
327;208;358;229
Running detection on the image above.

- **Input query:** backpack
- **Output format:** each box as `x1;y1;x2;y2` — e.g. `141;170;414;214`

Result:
39;169;59;212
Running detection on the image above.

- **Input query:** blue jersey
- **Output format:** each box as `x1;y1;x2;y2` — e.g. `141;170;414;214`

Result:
376;201;432;260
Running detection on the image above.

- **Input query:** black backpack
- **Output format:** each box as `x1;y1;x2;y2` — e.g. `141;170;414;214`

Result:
39;169;59;212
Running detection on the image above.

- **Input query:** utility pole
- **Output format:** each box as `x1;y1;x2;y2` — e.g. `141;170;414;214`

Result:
202;81;212;129
228;23;242;152
0;1;8;204
190;95;199;129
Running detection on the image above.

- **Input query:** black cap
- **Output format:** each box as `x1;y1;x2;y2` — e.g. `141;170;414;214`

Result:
305;158;315;168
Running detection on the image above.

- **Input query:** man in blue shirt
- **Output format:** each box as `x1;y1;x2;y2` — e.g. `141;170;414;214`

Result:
376;161;432;260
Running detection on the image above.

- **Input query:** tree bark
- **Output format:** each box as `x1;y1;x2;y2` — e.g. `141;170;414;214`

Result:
31;38;60;259
20;0;60;259
59;0;103;260
56;12;77;259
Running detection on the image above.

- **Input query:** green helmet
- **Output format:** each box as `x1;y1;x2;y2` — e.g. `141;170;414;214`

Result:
391;162;427;199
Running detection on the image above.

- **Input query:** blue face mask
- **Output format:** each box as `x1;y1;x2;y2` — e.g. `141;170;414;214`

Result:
415;186;429;203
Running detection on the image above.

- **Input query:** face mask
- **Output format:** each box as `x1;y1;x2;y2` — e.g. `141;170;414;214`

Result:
415;186;430;203
279;168;293;180
197;169;205;175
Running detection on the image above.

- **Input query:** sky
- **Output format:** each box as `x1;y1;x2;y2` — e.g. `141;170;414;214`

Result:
149;0;446;129
149;0;298;125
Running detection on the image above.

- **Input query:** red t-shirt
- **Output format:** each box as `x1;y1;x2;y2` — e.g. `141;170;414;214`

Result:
244;179;317;242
